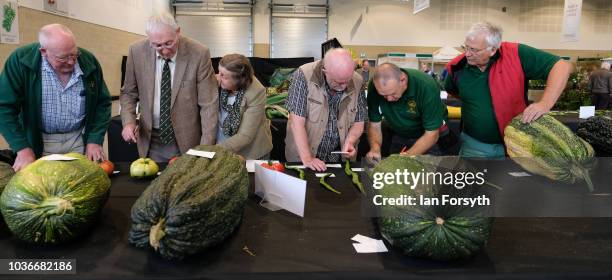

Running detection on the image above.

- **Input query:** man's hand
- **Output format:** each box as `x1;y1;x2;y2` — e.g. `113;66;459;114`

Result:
365;149;381;165
302;155;327;172
86;143;105;162
121;123;138;143
13;148;36;172
521;102;550;123
341;141;357;160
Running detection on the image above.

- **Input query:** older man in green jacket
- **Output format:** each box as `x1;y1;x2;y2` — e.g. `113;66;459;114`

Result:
0;24;111;171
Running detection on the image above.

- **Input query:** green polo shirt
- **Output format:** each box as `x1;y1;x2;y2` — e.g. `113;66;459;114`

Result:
444;44;561;144
368;68;447;139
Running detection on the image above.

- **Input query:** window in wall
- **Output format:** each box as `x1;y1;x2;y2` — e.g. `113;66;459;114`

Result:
270;0;328;59
518;0;563;33
592;0;612;34
174;0;253;57
439;0;488;31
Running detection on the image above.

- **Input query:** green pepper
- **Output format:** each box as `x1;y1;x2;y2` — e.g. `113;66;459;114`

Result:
319;174;341;194
352;172;364;194
345;160;364;194
344;160;352;176
284;163;305;180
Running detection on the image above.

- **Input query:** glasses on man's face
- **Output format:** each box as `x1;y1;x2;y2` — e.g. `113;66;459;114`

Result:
149;36;178;50
52;51;80;63
461;44;488;55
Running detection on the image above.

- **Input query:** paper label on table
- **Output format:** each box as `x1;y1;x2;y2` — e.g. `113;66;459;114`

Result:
509;172;531;177
254;164;306;217
351;234;374;244
246;160;280;173
285;165;305;169
579;106;595;119
325;164;342;168
352;241;388;253
186;149;215;158
40;154;78;161
112;170;121;174
351;168;364;172
440;90;448;99
351;234;388;253
315;173;335;178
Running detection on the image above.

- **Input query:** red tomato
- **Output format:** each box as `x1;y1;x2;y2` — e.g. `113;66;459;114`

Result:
99;160;115;176
260;162;285;172
260;162;274;170
271;163;285;172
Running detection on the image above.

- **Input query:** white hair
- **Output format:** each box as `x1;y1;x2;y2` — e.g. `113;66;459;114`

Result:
146;12;179;35
38;24;74;49
601;62;610;71
466;22;503;50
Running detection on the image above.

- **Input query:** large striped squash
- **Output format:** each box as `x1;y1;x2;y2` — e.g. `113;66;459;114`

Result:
504;114;595;191
0;153;110;244
375;155;494;261
129;145;248;260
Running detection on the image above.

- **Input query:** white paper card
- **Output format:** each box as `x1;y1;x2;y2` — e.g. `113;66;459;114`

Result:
579;106;595;119
325;164;342;168
40;154;78;161
351;234;373;244
351;168;364;172
286;165;305;169
254;164;306;217
315;173;336;178
353;240;389;254
509;172;531;177
352;241;388;253
440;91;448;99
351;234;388;253
112;170;120;174
246;160;280;173
186;149;215;159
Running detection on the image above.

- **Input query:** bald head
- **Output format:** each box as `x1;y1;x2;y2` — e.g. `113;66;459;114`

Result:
38;24;79;75
322;48;356;91
372;63;407;102
39;24;75;50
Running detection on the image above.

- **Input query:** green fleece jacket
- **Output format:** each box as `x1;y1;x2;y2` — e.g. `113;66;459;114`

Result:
0;43;111;157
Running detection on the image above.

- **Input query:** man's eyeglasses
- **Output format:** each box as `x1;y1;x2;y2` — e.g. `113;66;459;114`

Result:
461;44;488;54
150;37;178;50
52;51;80;63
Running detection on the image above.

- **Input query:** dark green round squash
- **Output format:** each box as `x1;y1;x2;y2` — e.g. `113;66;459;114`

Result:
0;153;110;244
374;155;494;261
128;145;249;260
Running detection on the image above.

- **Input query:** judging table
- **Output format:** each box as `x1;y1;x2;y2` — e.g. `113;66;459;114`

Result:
1;159;612;280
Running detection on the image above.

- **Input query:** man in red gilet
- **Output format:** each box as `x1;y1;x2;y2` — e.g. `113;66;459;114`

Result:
445;22;572;158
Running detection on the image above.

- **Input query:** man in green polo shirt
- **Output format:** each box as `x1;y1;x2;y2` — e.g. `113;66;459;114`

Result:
366;63;448;163
444;22;572;158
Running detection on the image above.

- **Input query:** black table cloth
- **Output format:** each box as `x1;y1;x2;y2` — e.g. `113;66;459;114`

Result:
1;159;612;280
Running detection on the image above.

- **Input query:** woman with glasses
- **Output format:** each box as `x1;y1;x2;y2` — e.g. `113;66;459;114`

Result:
215;54;272;160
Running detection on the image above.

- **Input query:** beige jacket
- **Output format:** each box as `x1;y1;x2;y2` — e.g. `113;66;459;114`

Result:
217;78;273;159
120;36;219;157
285;60;363;162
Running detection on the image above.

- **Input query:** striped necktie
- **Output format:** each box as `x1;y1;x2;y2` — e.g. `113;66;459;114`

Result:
158;58;175;145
